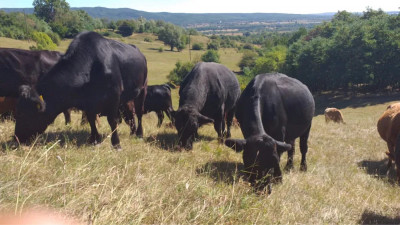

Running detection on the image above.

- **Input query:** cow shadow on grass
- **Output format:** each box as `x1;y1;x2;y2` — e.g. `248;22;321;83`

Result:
196;161;243;185
145;132;179;151
314;92;400;116
357;158;397;184
145;132;215;151
359;210;400;224
43;130;93;147
0;130;92;151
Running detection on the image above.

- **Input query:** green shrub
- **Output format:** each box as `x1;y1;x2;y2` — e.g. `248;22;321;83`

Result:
242;43;254;50
238;50;258;70
207;41;220;50
158;47;164;52
46;32;60;45
2;26;26;40
29;31;57;50
118;21;134;37
167;61;195;85
192;43;204;50
201;50;220;63
252;45;287;75
144;37;152;42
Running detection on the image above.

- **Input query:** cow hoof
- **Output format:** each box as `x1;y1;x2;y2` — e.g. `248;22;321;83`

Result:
88;135;102;145
136;132;143;138
88;139;98;145
300;164;307;172
113;144;122;151
284;164;294;171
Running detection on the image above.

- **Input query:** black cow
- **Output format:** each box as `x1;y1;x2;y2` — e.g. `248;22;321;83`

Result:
15;31;148;148
144;84;174;127
172;62;240;150
225;73;314;193
0;48;71;123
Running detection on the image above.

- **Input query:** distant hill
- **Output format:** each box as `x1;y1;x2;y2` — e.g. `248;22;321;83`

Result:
0;7;332;27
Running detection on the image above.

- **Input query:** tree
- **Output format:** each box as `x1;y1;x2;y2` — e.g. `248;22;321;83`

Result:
238;50;257;70
252;45;287;75
118;21;135;37
158;23;184;51
108;20;117;31
33;0;69;23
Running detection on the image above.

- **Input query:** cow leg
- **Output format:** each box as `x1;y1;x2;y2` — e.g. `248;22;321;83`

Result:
395;135;400;184
107;113;121;149
121;102;136;135
156;111;164;127
165;107;174;124
214;109;224;142
386;142;395;174
87;112;101;145
285;139;296;171
299;125;311;171
134;88;146;138
63;109;72;125
225;108;235;138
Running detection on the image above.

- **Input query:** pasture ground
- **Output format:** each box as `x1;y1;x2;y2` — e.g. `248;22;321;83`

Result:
1;35;400;224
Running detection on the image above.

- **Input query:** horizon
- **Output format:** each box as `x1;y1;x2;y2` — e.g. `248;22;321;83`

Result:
0;0;398;14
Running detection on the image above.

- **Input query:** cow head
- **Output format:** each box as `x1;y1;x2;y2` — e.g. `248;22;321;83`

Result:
14;85;49;143
225;134;291;193
172;107;213;150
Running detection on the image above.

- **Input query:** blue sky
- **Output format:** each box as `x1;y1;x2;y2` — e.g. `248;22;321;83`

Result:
0;0;398;14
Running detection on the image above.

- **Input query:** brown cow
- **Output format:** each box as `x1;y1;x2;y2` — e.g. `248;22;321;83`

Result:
324;107;345;124
0;97;17;119
377;102;400;183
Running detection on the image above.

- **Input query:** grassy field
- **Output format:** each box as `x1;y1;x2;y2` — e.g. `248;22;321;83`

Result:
1;35;400;224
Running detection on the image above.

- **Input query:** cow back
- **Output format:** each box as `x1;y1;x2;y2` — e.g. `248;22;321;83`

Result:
377;103;400;143
237;73;315;141
0;48;61;97
178;62;240;117
144;85;172;112
37;32;147;113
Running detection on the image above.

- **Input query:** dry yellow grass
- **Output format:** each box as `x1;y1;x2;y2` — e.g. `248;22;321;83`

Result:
1;35;400;224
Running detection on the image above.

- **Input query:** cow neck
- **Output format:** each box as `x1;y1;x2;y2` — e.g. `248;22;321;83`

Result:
179;79;208;111
240;97;267;139
39;52;95;106
237;81;267;139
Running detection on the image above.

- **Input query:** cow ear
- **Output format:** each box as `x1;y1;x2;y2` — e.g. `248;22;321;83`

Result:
19;85;46;112
225;138;246;152
36;95;46;112
275;141;292;154
197;114;214;126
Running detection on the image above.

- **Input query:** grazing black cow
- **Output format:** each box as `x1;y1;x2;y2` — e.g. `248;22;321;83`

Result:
144;84;174;127
15;31;148;148
172;62;240;150
225;73;314;193
0;48;71;123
